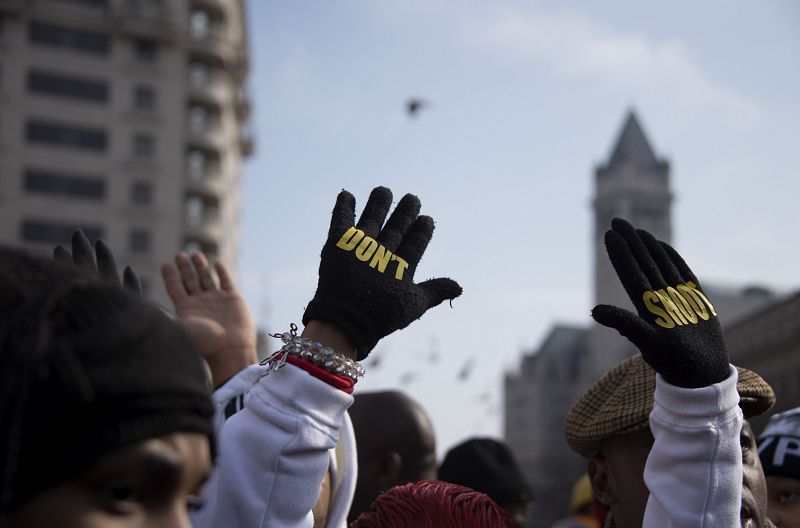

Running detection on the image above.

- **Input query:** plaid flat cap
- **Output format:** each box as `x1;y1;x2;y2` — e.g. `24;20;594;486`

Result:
565;355;775;458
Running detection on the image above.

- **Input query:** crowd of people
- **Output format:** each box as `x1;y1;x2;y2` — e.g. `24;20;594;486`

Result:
0;185;798;528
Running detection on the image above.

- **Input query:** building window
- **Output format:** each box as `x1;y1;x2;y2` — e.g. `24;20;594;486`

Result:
188;105;208;134
189;9;210;40
24;168;105;199
28;70;108;103
129;229;151;254
133;39;158;63
21;219;102;245
186;150;206;181
184;239;217;259
130;182;152;205
185;196;204;226
184;240;201;254
133;86;156;111
132;133;155;159
50;0;109;8
29;21;110;55
189;62;209;88
27;120;107;152
129;0;161;16
188;104;220;134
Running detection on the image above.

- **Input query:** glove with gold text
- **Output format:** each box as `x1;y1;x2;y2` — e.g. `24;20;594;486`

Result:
592;218;729;388
303;187;462;360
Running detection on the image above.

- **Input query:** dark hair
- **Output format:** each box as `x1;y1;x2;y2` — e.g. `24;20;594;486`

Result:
0;248;214;518
349;480;516;528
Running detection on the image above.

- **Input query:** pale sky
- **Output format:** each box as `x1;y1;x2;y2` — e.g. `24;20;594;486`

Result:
239;0;800;456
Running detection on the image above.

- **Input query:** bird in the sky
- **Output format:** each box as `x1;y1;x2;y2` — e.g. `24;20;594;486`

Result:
457;358;474;381
399;371;419;385
406;98;429;117
366;354;383;371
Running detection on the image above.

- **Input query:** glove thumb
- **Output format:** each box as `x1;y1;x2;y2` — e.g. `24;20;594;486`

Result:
591;304;653;350
419;278;463;310
123;266;144;297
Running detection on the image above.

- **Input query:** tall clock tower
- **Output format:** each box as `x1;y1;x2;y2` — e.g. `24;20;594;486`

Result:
589;111;673;376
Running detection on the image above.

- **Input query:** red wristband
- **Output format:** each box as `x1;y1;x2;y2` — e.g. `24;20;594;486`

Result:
286;355;355;394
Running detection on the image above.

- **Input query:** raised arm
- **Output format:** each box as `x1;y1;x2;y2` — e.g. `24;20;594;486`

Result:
191;186;461;528
594;218;742;528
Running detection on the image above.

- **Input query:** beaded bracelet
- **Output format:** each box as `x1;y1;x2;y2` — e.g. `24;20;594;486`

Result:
260;323;365;383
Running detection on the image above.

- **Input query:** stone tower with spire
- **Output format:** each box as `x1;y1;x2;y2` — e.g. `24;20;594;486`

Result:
588;110;673;377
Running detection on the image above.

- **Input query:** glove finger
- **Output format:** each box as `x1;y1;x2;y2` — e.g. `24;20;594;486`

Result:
604;229;652;307
396;215;434;271
378;193;421;251
123;266;144;297
95;239;121;284
611;218;666;288
636;229;681;285
356;186;393;238
328;190;356;238
660;241;701;287
53;245;73;266
71;230;96;273
419;277;463;309
591;304;653;348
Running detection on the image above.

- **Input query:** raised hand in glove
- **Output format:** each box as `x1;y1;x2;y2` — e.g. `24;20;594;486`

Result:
592;218;729;388
53;230;143;296
303;186;462;361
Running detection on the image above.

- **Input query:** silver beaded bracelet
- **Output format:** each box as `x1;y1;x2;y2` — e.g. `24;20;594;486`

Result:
260;323;365;382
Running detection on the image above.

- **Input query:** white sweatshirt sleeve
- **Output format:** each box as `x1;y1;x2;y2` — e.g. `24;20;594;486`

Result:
644;365;743;528
191;363;354;528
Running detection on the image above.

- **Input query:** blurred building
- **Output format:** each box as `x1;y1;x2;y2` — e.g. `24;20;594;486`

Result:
505;325;590;528
0;0;252;305
727;291;800;432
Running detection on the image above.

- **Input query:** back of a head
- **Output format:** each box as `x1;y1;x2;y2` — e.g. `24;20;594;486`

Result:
348;391;437;522
438;437;532;506
759;407;800;479
0;248;214;516
350;391;436;466
349;480;516;528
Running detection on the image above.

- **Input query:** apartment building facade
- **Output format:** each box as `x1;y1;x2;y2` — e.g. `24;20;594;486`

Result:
0;0;251;305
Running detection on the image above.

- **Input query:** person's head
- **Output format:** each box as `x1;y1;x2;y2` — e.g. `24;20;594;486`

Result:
347;391;436;522
438;437;534;525
349;480;515;528
565;354;775;528
0;249;215;528
759;407;800;527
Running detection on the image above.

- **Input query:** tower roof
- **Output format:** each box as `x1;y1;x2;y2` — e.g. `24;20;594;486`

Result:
606;111;661;170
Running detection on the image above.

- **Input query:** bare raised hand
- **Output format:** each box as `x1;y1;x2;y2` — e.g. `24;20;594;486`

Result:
161;252;257;388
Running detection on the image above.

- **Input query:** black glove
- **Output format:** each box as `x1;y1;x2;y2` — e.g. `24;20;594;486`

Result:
303;186;462;360
53;230;143;297
592;218;729;388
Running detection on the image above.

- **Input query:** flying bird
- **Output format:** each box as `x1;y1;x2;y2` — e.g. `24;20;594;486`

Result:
366;354;383;371
457;358;474;381
399;371;419;385
406;98;429;117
